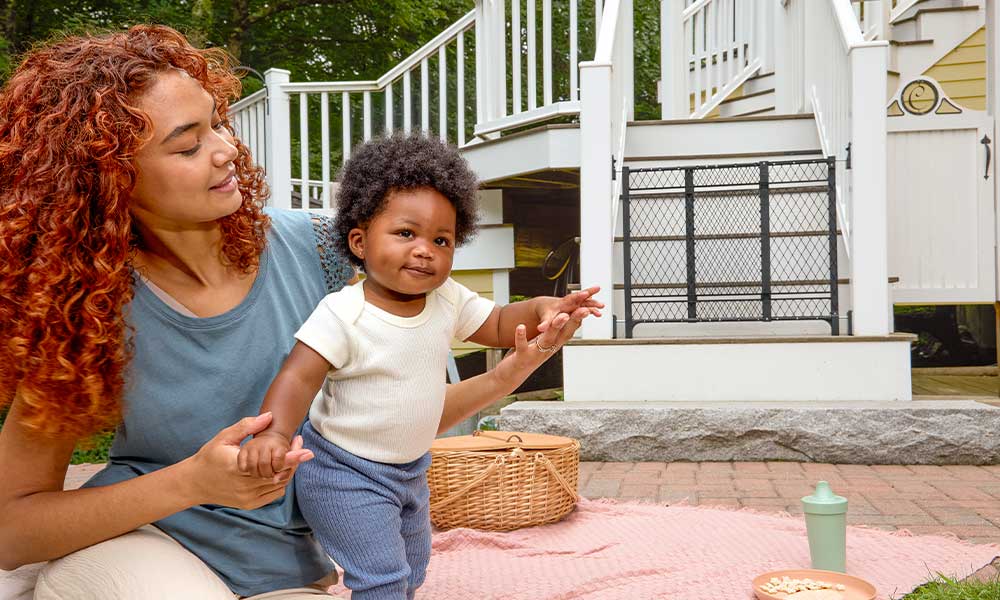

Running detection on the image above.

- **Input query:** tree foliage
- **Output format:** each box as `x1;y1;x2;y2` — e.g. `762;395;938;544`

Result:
0;0;471;87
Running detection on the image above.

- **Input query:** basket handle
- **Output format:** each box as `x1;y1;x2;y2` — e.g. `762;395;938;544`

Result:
429;455;506;512
535;453;580;502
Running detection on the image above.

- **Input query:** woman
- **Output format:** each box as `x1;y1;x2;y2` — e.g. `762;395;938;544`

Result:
0;25;592;599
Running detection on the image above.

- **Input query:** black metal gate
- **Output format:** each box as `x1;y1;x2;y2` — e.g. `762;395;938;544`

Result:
620;158;839;338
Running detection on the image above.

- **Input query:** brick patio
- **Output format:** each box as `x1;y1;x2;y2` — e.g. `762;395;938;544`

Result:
64;461;1000;580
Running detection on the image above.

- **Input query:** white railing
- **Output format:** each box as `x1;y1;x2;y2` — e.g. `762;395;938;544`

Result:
579;0;632;338
889;0;921;23
230;1;596;209
852;0;891;40
473;0;598;136
804;0;890;335
661;0;767;119
804;0;859;249
231;88;269;172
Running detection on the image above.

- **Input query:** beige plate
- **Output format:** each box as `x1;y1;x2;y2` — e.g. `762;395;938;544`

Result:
752;569;876;600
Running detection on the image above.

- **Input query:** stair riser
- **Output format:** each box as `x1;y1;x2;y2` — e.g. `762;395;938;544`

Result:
718;91;775;118
626;117;821;160
742;73;775;96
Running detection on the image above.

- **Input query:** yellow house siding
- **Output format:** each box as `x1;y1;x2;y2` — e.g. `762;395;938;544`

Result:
451;270;495;357
923;27;986;111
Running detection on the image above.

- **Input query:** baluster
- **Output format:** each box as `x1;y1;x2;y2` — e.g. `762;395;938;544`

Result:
512;0;521;113
458;32;466;145
570;0;578;101
439;46;448;141
255;102;266;170
342;92;351;163
421;58;430;134
527;0;537;110
385;83;393;134
403;70;412;134
543;0;552;105
320;92;330;208
299;93;309;207
711;0;719;102
694;9;704;113
363;91;372;141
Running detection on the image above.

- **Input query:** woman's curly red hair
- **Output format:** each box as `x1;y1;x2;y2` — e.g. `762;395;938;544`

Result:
0;25;270;437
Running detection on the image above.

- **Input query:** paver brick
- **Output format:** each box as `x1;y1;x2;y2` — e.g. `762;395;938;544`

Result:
943;466;999;481
619;484;659;499
905;465;956;478
898;525;1000;538
600;462;634;472
937;485;996;501
697;497;740;508
863;496;929;516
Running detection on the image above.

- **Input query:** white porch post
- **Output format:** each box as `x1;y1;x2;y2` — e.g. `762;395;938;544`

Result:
849;43;891;335
988;0;1000;288
579;60;614;339
264;68;292;210
660;0;686;119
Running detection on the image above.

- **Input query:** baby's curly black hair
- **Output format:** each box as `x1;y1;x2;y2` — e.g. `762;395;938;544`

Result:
334;133;479;268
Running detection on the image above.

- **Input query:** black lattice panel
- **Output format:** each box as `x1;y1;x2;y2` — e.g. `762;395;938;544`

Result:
620;159;839;336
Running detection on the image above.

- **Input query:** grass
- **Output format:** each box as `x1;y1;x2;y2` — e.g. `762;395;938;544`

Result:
898;574;1000;599
0;406;114;465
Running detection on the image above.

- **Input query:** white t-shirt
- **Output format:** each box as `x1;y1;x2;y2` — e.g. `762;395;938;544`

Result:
294;278;496;463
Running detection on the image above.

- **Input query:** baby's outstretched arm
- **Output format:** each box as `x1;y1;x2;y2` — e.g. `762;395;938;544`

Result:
237;342;332;479
467;286;604;348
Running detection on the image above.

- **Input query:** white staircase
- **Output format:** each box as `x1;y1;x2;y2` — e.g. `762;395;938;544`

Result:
888;0;984;81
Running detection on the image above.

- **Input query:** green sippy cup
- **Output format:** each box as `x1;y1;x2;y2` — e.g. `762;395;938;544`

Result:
801;481;848;572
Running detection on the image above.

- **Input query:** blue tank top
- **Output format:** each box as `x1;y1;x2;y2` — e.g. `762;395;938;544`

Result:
83;208;353;596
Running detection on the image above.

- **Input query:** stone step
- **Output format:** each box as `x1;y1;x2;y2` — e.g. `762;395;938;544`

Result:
498;400;1000;465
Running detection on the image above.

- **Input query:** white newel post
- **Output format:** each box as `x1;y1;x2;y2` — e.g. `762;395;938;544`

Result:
774;0;804;114
758;0;775;74
579;60;614;339
622;0;635;120
660;0;686;119
264;68;292;210
849;43;891;335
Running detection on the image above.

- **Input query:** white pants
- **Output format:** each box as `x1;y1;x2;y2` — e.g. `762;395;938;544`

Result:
1;525;342;600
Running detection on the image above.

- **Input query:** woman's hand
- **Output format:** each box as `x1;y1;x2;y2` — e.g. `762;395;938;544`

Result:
183;413;314;509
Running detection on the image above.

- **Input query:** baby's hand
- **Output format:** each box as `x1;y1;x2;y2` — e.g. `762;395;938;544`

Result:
237;431;293;479
536;286;603;333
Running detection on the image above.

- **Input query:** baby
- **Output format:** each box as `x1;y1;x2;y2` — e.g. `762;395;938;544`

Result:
237;133;601;599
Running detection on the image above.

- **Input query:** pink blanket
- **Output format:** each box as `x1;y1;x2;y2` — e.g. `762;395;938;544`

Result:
330;499;998;599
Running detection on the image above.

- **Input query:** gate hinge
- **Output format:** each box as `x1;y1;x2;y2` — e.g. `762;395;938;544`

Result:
612;155;617;180
845;143;852;170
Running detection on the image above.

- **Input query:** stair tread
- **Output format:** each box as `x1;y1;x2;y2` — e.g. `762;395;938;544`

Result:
890;38;935;46
614;229;842;242
625;149;822;162
893;4;980;26
718;88;774;106
629;113;814;127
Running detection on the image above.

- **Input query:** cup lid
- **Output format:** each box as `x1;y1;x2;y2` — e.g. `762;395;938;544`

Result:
801;481;848;515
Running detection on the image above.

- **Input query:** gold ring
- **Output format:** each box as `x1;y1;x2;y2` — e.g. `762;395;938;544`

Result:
532;339;558;353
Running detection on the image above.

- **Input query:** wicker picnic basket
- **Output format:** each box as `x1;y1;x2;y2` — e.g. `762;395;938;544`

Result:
428;430;580;531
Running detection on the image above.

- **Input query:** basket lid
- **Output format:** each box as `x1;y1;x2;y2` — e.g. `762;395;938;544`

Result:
431;430;577;452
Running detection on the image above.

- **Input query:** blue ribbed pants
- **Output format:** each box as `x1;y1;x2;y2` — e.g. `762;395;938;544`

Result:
296;422;432;600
